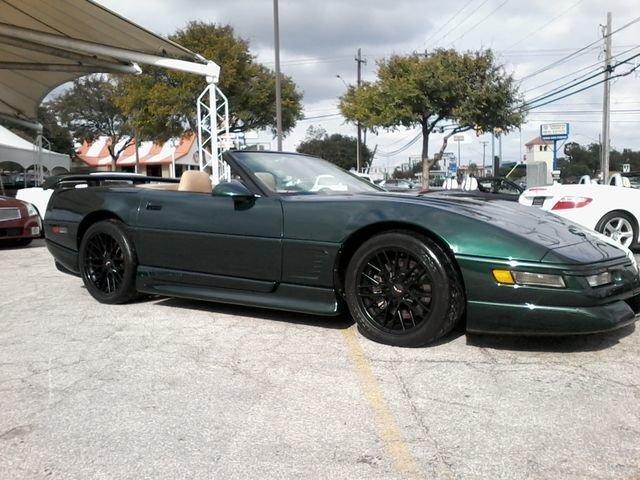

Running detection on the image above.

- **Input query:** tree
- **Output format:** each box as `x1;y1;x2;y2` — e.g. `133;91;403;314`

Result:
339;49;524;188
296;125;372;170
7;106;74;156
45;75;132;170
468;162;478;176
37;106;74;156
117;21;303;141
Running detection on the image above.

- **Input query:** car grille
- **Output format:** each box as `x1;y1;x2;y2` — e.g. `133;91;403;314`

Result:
0;207;20;221
0;227;22;238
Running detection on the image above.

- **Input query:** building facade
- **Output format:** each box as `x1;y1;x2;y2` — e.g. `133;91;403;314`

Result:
76;134;199;178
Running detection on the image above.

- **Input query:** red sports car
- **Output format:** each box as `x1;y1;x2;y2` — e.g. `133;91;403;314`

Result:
0;195;42;247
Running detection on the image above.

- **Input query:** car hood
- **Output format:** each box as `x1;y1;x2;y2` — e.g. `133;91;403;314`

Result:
0;196;26;208
359;191;628;264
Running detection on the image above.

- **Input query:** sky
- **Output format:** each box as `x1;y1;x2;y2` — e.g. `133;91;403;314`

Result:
98;0;640;172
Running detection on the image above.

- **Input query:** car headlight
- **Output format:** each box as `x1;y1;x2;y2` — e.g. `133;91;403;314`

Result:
25;202;38;217
585;271;613;287
492;269;566;288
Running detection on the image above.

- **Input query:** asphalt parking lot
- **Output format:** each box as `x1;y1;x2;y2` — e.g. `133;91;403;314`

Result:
1;241;640;480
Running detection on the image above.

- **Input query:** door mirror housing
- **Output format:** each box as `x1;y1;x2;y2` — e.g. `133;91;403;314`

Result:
212;181;258;202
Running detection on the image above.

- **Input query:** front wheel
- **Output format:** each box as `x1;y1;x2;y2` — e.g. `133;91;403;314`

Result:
79;219;139;304
344;232;464;347
595;211;637;248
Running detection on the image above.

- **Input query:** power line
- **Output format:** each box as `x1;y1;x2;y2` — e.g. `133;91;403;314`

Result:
519;14;640;82
507;0;585;50
524;59;640;111
524;51;640;108
448;0;511;46
429;0;492;47
522;45;640;94
423;0;476;46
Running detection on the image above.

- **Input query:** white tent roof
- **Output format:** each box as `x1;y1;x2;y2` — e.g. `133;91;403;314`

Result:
0;124;70;172
0;0;218;125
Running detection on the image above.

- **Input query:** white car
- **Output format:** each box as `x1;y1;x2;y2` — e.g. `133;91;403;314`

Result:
310;174;348;192
519;182;640;248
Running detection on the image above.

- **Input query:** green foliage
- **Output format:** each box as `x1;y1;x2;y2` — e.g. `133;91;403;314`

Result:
296;126;372;170
44;75;132;166
37;107;74;156
339;49;524;186
468;162;479;176
117;21;304;141
559;142;640;181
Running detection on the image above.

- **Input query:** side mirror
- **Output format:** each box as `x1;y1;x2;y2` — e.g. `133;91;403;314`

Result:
212;181;258;205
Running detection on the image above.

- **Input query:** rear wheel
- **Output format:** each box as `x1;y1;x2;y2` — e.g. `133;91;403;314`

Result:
596;211;637;248
345;231;464;347
79;220;139;304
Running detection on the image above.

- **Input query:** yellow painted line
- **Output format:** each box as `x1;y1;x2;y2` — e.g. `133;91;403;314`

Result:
342;327;423;479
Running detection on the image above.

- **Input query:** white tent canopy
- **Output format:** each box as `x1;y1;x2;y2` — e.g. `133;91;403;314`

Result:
0;0;219;127
0;124;70;173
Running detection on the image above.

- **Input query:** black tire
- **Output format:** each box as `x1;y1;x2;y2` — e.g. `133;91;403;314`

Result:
345;231;464;347
79;219;139;304
595;211;638;249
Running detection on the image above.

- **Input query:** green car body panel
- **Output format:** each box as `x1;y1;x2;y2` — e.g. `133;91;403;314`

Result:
43;151;640;336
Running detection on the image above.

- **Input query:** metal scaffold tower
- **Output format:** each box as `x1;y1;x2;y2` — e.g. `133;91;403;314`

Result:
197;83;231;185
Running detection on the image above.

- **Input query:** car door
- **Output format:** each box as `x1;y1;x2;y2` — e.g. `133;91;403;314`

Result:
133;183;283;285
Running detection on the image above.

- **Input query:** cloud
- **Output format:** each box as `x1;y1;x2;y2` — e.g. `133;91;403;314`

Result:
97;0;640;169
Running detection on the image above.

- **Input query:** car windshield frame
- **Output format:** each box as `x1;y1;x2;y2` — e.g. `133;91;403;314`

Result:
227;151;384;196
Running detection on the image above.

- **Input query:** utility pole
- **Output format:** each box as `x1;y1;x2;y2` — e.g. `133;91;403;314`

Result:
491;132;495;176
480;141;488;177
355;48;366;172
273;0;283;151
601;11;612;183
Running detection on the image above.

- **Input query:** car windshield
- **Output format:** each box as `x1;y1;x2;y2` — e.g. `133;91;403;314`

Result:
232;152;380;194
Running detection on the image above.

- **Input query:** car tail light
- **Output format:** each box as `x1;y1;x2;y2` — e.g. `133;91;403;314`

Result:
551;196;592;210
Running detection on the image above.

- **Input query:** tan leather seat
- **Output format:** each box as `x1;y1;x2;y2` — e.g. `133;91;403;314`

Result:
255;171;276;191
178;170;212;193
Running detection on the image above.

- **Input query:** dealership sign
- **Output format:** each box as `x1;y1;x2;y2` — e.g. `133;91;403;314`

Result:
540;123;570;141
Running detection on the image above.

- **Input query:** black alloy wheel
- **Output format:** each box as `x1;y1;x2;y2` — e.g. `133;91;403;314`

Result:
356;247;433;333
79;220;139;304
345;231;464;347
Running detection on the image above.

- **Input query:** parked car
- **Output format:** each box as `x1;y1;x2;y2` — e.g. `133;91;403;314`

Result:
0;195;42;246
43;151;640;347
519;182;640;248
310;174;348;193
474;177;524;201
379;179;418;192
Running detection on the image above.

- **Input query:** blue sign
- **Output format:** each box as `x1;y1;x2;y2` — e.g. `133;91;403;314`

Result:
540;123;570;141
448;161;458;173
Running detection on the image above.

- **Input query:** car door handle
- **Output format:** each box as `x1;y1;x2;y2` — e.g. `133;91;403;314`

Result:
145;202;162;211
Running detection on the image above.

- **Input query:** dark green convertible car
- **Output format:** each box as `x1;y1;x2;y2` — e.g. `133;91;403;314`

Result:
44;151;640;346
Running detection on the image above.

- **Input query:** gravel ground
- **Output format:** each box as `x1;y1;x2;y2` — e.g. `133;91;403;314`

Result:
1;240;639;480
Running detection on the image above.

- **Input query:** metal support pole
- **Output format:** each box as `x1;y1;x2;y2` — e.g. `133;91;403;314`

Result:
553;140;558;171
209;84;219;184
480;141;488;177
491;133;495;176
601;12;612;184
273;0;283;151
498;134;503;174
355;48;366;172
457;139;461;167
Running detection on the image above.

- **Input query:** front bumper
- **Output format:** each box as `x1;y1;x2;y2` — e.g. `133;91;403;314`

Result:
466;298;639;335
0;215;41;240
459;254;640;335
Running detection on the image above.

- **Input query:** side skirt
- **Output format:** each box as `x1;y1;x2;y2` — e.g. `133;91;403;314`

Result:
136;265;341;316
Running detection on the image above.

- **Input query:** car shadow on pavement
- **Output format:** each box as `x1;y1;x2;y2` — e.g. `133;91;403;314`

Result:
153;296;355;330
0;238;45;250
466;324;636;353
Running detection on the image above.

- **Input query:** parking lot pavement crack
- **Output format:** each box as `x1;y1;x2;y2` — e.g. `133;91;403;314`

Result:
389;353;457;480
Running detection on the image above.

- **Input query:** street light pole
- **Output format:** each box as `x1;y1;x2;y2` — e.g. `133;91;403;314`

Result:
355;48;366;172
601;11;612;183
480;140;488;177
273;0;283;151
